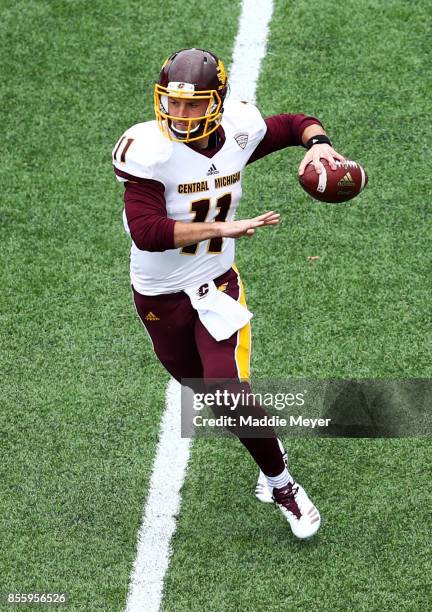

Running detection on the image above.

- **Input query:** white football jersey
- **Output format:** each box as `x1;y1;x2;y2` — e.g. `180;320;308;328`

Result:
113;99;267;295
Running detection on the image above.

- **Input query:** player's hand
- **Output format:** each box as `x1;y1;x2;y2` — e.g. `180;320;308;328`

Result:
298;144;346;176
219;211;280;238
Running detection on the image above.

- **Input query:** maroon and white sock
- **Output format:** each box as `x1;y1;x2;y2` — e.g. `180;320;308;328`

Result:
265;467;293;491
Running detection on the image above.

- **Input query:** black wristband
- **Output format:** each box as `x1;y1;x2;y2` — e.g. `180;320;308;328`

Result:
305;134;332;149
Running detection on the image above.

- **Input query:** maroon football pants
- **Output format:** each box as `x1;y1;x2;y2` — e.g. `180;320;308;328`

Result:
132;265;285;476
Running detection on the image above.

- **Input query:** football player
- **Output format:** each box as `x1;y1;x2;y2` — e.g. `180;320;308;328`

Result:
112;48;345;539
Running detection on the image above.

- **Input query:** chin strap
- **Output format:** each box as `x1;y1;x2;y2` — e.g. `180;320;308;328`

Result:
169;119;218;143
169;120;203;140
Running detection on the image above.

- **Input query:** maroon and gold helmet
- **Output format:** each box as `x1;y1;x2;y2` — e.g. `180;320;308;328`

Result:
154;48;228;143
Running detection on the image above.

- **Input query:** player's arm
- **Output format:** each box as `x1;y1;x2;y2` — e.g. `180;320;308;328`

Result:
247;112;345;175
298;125;346;176
247;113;324;163
124;180;279;251
124;180;176;251
174;211;280;246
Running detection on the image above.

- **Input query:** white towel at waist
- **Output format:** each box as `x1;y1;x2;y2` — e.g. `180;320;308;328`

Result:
184;281;253;341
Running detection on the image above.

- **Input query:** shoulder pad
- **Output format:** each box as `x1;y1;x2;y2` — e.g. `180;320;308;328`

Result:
112;121;173;182
223;99;267;145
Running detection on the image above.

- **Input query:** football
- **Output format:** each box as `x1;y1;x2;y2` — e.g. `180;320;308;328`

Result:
299;159;368;203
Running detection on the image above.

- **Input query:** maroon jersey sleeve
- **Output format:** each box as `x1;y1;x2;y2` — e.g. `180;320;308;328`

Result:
123;180;176;252
247;114;323;164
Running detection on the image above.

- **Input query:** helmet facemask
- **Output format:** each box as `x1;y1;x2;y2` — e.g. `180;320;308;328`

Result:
154;82;223;143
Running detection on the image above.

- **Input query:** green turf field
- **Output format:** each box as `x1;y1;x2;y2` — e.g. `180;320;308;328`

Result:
1;0;431;610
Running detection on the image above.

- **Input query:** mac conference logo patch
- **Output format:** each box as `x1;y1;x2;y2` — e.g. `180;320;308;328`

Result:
234;132;249;149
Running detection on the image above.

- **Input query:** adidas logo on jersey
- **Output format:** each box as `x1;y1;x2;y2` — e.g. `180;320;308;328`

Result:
206;163;219;176
145;311;160;321
338;172;355;187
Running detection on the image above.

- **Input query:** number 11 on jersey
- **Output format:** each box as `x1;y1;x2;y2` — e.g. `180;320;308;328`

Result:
181;193;232;255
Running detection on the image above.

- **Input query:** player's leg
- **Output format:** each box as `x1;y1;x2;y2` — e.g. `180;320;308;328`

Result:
194;265;287;473
132;286;203;384
195;265;321;538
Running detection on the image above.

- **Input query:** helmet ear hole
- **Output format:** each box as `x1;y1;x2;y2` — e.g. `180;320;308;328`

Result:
207;96;217;115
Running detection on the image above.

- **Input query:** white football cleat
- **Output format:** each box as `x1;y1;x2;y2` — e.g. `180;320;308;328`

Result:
255;439;288;503
272;481;321;539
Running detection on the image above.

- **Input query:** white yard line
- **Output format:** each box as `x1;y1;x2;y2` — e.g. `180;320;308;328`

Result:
229;0;275;103
124;379;190;612
124;2;274;610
